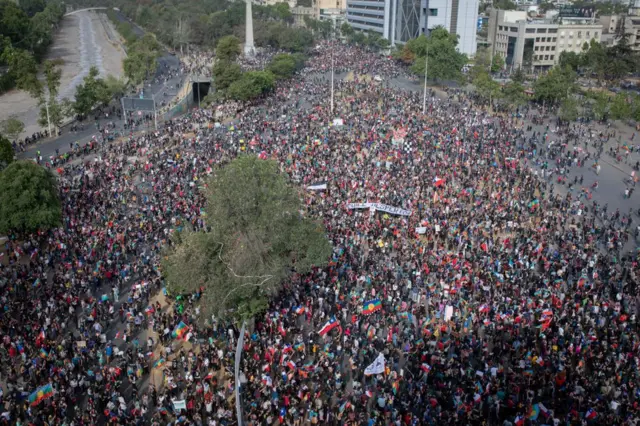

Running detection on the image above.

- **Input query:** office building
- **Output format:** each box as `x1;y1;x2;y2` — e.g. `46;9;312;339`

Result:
345;0;478;53
599;1;640;50
487;9;602;71
313;0;347;29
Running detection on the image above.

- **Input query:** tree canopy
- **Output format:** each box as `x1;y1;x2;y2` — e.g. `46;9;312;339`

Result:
0;160;61;234
0;0;64;94
398;28;468;83
162;156;331;321
0;133;14;171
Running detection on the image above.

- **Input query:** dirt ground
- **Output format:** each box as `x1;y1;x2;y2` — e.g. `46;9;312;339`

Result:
0;11;125;140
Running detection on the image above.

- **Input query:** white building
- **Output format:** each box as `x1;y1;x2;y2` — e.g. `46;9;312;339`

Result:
488;9;602;71
420;0;479;55
345;0;478;54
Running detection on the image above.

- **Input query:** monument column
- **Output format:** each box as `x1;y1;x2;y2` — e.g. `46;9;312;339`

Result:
244;0;255;56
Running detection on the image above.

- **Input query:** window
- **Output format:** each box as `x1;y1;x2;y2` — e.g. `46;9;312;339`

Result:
537;28;547;33
550;55;554;61
544;55;549;60
594;32;598;38
499;26;503;31
526;28;535;33
545;46;550;51
536;37;540;42
586;31;590;37
535;46;540;51
552;37;556;42
577;31;582;38
548;28;557;33
428;8;437;16
510;27;518;32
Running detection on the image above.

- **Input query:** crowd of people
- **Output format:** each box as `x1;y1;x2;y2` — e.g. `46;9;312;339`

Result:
1;42;639;426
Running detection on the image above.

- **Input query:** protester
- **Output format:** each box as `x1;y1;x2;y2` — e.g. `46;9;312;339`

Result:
0;42;639;426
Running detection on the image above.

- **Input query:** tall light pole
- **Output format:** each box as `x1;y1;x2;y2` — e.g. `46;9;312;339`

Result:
422;47;428;114
330;47;335;117
235;320;247;426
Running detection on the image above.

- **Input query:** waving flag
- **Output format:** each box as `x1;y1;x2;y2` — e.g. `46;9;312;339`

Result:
318;317;340;336
28;383;54;406
172;321;188;339
153;358;166;369
364;353;385;375
433;176;445;187
528;404;540;420
293;306;305;315
585;408;597;420
362;299;382;315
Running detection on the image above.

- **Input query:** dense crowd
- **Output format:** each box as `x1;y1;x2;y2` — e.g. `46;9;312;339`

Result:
1;43;639;426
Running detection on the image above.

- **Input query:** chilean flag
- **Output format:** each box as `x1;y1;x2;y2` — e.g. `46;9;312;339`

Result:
318;317;340;336
514;416;524;426
433;176;445;187
585;408;597;420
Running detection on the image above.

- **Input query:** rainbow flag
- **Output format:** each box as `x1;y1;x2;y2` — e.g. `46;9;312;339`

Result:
28;383;54;406
153;358;166;369
529;404;540;420
172;321;188;339
40;348;49;358
362;299;382;315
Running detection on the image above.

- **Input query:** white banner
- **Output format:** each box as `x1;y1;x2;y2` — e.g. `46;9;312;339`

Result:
364;353;386;375
347;203;411;216
172;399;187;411
307;182;327;191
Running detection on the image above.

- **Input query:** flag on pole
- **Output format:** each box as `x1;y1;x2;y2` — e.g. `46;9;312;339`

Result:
362;299;382;315
172;321;188;339
318;317;340;336
28;383;54;406
364;353;385;375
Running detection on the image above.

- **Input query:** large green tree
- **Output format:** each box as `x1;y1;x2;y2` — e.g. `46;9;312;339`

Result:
73;66;111;116
212;60;242;92
406;28;468;83
533;66;577;104
0;160;61;234
0;134;14;171
0;116;24;141
227;70;275;101
267;53;298;80
216;35;241;62
163;156;331;320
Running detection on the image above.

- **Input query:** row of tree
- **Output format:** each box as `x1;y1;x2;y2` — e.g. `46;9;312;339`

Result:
106;11;162;86
558;38;638;83
0;0;65;93
211;35;306;102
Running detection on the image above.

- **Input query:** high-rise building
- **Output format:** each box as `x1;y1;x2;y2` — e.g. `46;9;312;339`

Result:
345;0;478;54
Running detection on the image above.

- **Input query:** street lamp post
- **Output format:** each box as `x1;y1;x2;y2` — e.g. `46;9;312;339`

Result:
235;320;247;426
330;48;335;116
422;47;428;114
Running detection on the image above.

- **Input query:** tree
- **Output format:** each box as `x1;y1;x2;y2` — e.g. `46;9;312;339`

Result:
409;28;468;83
533;66;577;104
267;53;297;80
38;97;72;132
274;2;292;23
559;96;579;121
19;0;46;17
212;61;242;92
473;70;501;105
558;51;582;72
173;16;192;55
587;91;609;120
491;54;505;73
511;67;526;84
73;66;110;116
0;160;61;235
502;81;527;109
0;134;14;171
0;37;40;97
162;156;331;321
104;75;127;99
493;0;517;10
0;116;24;141
216;35;241;62
227;70;275;101
610;92;631;120
340;22;354;38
